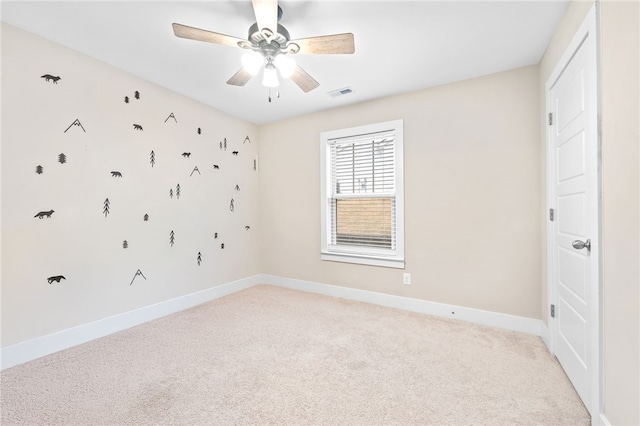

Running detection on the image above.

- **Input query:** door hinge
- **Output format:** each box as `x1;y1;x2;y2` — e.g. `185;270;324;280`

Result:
549;208;555;221
548;112;553;125
550;304;556;318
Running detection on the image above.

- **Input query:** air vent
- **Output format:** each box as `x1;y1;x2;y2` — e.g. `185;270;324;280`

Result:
328;87;354;98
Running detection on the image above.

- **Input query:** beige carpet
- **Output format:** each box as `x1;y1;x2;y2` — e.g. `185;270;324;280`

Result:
1;284;589;425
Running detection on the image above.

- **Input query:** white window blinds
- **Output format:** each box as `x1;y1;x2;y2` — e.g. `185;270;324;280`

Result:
328;130;397;250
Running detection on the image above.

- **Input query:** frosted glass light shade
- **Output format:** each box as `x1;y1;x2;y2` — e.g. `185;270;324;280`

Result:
241;52;263;76
274;55;296;78
262;67;279;87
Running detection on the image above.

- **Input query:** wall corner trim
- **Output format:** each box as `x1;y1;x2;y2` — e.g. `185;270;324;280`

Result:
1;275;262;370
260;275;544;336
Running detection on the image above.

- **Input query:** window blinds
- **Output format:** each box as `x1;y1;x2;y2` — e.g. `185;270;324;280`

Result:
328;130;396;250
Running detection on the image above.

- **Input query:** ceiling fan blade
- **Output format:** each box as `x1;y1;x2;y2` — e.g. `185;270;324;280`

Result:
290;65;319;93
172;23;245;49
252;0;278;35
226;68;253;86
289;33;355;55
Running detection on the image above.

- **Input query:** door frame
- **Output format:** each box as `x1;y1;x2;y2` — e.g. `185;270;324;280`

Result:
545;4;602;420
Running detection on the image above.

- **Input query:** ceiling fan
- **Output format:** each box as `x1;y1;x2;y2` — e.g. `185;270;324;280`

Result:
172;0;355;93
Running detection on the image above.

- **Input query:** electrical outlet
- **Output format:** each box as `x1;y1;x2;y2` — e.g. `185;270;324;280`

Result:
403;273;411;285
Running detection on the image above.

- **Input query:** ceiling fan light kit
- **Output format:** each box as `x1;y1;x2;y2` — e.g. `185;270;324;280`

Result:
172;0;354;94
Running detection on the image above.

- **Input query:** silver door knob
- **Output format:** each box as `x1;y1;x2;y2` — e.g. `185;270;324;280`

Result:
572;239;591;252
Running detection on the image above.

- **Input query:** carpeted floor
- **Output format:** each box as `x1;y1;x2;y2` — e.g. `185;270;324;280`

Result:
1;284;590;425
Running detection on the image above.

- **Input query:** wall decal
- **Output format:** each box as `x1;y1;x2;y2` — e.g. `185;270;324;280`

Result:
58;153;67;164
41;74;61;84
36;165;43;174
220;138;227;151
253;158;257;171
245;226;251;231
176;184;181;199
182;152;191;158
129;269;146;286
47;275;66;284
190;166;200;176
64;119;86;133
34;210;55;219
124;96;129;104
103;198;110;217
150;151;156;167
111;171;122;177
169;230;175;246
197;128;201;134
133;124;143;131
214;232;218;239
221;243;225;249
144;214;149;222
230;199;235;212
244;136;251;144
234;184;240;191
123;240;128;249
169;189;174;199
213;164;220;170
197;252;202;265
165;113;177;123
232;151;239;156
134;91;140;100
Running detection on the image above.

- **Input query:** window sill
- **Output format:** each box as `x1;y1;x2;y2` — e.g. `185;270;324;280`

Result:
321;252;405;269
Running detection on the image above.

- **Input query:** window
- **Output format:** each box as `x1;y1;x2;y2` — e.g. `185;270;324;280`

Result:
320;119;404;268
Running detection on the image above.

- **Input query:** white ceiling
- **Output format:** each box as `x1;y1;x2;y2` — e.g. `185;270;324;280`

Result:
1;1;568;125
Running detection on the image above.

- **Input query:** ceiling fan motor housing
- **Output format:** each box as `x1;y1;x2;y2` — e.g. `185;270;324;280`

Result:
244;22;298;58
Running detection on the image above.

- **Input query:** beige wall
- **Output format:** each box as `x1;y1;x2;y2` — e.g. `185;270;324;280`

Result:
259;65;541;319
600;1;640;424
539;1;640;423
1;23;260;347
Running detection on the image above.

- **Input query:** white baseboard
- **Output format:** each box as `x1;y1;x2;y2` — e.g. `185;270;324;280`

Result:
1;275;261;370
540;321;552;352
260;275;544;336
2;274;545;371
598;413;611;426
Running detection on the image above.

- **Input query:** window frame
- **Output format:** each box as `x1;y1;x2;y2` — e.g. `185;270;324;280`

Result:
320;119;405;269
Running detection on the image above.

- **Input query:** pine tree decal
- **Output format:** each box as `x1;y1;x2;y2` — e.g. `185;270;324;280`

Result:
144;214;149;222
169;230;175;247
234;184;240;191
124;96;129;103
244;136;251;144
230;198;235;212
150;150;156;167
169;188;173;199
36;165;43;174
197;252;202;266
197;127;201;134
103;198;110;217
58;153;67;164
134;90;140;100
123;240;128;249
223;138;227;151
176;184;181;199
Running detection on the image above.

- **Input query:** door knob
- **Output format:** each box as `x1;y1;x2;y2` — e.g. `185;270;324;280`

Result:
572;239;591;252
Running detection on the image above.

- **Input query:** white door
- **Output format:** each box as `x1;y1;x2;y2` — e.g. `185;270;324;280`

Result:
546;6;599;416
